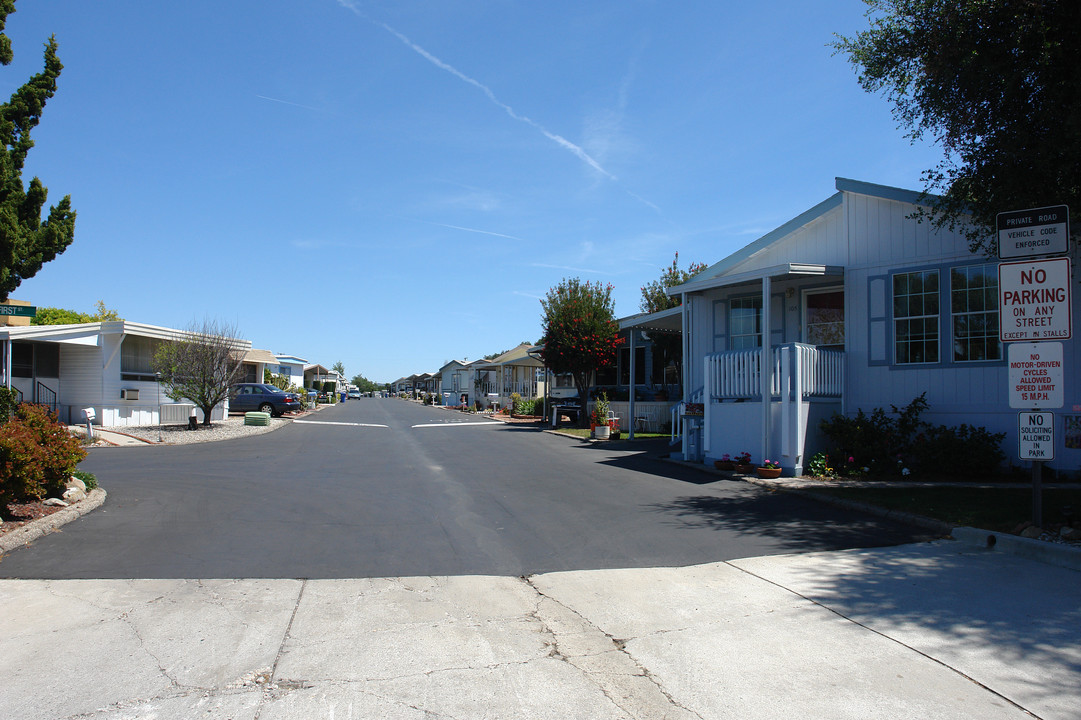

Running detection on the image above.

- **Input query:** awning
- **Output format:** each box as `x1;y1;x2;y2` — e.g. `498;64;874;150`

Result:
619;305;683;334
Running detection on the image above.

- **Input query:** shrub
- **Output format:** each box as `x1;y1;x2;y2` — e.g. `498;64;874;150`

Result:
72;469;97;491
0;386;18;423
0;404;87;505
818;393;1005;478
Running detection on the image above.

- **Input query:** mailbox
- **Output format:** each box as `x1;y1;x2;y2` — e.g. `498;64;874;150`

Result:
83;407;96;421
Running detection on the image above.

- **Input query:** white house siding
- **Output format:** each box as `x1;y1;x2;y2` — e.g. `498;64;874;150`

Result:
57;344;104;424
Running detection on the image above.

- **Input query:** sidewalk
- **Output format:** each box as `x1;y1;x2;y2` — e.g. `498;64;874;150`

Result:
2;541;1077;719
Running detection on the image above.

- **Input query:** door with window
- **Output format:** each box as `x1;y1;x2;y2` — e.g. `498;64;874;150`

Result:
803;289;844;350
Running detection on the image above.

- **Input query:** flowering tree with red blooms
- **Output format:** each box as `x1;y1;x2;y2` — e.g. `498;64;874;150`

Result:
540;277;623;427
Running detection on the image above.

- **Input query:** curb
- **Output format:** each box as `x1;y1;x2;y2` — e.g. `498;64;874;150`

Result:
951;526;1081;572
742;474;955;535
0;488;107;555
743;473;1081;571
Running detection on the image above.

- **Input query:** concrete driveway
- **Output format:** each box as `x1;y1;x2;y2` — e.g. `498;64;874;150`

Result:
2;539;1078;720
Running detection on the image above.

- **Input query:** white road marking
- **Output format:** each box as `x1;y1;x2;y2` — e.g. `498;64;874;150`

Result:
411;421;502;428
293;420;389;428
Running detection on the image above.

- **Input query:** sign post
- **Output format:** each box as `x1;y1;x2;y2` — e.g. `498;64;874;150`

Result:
998;204;1070;528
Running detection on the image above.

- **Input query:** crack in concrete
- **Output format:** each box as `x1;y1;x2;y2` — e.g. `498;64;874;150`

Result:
520;575;706;720
253;578;308;719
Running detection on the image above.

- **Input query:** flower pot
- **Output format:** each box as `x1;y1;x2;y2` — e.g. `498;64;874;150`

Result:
714;460;735;471
756;467;783;479
593;425;611;440
735;464;755;474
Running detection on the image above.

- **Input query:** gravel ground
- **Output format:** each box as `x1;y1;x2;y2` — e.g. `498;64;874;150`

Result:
104;415;292;445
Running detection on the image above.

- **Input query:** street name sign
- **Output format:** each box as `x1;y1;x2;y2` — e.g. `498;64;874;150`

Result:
1018;412;1055;461
0;304;36;317
997;205;1069;259
999;257;1072;341
1008;341;1064;409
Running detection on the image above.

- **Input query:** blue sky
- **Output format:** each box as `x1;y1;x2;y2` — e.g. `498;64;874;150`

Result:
4;1;941;383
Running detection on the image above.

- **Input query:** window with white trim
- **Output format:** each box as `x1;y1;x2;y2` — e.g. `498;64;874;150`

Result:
951;264;1000;362
729;296;762;350
893;270;939;364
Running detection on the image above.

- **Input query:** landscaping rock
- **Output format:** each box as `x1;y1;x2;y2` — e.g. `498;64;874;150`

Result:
1060;526;1078;540
66;476;87;493
42;498;69;507
1021;526;1043;539
62;487;87;502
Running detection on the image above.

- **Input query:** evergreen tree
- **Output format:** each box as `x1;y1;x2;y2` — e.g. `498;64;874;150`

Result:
0;1;76;299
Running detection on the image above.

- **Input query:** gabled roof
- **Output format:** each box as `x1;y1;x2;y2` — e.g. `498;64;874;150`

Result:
476;343;543;369
671;192;843;295
243;348;278;365
438;359;470;373
668;177;927;297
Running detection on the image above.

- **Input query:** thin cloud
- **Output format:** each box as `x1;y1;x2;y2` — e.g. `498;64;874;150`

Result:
531;262;609;276
416;219;526;242
255;94;324;113
336;0;613;180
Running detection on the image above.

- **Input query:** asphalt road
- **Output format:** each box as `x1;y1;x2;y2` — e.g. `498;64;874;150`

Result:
1;399;935;579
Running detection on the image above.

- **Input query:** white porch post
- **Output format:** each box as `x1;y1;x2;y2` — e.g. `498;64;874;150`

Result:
761;276;771;464
681;293;689;460
628;329;636;439
4;338;9;390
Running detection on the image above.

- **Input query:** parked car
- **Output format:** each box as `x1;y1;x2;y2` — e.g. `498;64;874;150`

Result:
229;383;302;417
348;389;361;399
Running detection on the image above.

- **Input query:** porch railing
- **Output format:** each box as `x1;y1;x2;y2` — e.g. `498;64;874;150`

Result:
35;381;58;413
705;343;843;401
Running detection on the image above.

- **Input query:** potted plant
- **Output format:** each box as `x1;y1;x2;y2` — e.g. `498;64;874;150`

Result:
757;459;782;479
592;392;611;440
734;451;754;472
714;453;735;471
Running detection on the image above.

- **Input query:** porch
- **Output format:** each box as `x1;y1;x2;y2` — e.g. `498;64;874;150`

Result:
690;343;844;476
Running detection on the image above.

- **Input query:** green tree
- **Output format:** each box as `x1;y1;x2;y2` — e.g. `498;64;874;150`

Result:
332;360;345;377
639;252;707;315
0;2;76;300
31;300;121;325
539;278;623;426
639;253;706;393
351;374;381;393
833;0;1081;255
152;318;245;426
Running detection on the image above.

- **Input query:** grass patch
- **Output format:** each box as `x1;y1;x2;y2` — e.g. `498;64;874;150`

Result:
804;486;1081;532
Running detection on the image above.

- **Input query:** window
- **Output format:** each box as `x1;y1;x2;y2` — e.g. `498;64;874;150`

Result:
11;342;33;378
121;335;160;381
894;270;939;364
729;296;762;350
34;344;59;377
951;264;1000;362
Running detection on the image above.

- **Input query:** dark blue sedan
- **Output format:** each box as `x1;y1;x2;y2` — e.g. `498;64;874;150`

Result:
228;383;302;417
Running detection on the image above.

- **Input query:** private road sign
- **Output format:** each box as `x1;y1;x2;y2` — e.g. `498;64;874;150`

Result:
997;205;1070;259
